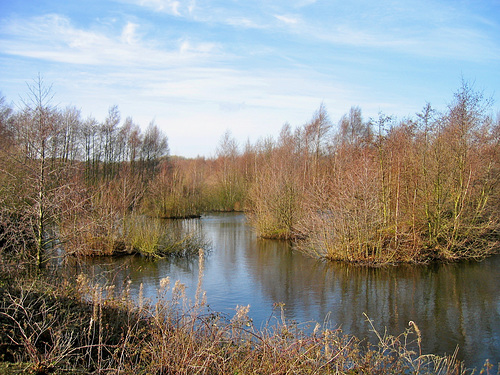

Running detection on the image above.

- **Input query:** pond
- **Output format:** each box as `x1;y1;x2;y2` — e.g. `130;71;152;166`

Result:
75;212;500;370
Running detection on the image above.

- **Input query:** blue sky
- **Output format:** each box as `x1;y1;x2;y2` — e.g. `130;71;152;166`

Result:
1;0;499;157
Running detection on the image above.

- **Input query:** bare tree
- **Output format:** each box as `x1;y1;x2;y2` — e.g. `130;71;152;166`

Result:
0;93;14;148
337;106;372;148
81;116;100;183
59;106;82;164
302;103;332;178
101;105;120;179
14;75;59;268
212;130;245;210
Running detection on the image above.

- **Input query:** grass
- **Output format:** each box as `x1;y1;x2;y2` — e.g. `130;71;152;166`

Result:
60;213;209;258
123;214;209;257
0;258;496;375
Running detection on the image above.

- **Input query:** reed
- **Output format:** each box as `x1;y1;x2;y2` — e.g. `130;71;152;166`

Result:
123;214;209;257
123;214;163;256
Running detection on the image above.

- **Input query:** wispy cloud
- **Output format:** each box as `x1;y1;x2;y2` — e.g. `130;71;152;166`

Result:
0;0;499;157
293;0;317;7
274;14;300;25
0;14;221;67
121;22;139;44
126;0;499;63
179;39;218;54
118;0;197;16
224;17;267;29
138;0;181;15
276;13;500;63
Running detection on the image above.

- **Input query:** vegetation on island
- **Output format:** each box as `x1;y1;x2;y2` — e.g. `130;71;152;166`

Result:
246;81;500;265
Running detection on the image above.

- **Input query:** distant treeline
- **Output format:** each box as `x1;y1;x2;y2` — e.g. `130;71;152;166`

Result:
1;77;499;265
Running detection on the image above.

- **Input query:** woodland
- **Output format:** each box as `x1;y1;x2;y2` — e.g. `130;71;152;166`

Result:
1;78;500;266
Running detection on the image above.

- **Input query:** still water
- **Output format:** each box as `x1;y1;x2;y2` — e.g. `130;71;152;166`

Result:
78;213;500;370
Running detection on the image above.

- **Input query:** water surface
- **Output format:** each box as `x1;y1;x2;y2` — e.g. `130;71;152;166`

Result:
77;212;500;370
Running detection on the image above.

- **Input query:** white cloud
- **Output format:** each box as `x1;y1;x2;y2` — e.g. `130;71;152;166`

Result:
118;0;201;16
224;17;266;29
103;0;500;64
297;0;317;6
178;39;218;54
121;22;139;44
274;14;299;25
284;16;500;63
187;0;196;14
1;0;499;158
219;101;247;112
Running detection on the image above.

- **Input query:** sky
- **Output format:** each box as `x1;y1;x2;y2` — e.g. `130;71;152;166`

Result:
0;0;499;157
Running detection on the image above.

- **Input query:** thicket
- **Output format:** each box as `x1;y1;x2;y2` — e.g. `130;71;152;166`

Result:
0;77;211;267
244;82;500;264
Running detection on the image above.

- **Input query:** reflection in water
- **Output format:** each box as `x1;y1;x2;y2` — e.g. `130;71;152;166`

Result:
74;213;500;369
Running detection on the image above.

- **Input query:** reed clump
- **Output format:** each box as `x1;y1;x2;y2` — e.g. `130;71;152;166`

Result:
123;214;209;258
0;263;493;375
60;209;208;258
